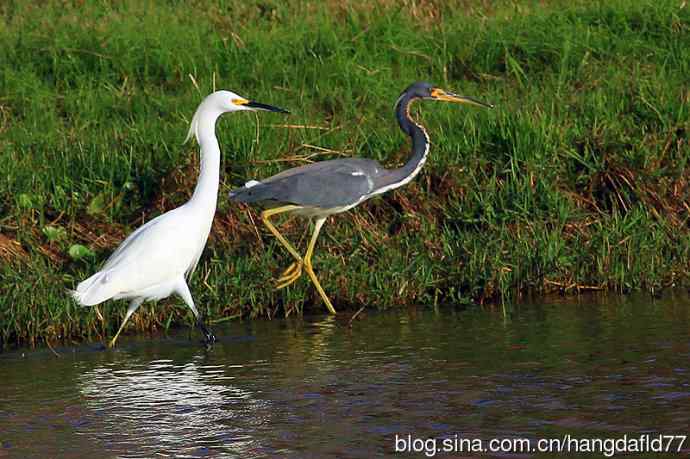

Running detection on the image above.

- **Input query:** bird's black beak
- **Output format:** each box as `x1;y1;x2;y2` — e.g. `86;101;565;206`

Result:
431;88;494;109
245;101;290;114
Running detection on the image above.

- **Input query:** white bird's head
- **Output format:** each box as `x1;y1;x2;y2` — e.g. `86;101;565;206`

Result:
205;90;290;114
185;90;289;143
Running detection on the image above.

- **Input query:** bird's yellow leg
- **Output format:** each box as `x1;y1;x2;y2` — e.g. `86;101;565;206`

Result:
261;206;305;288
109;321;128;348
108;299;142;348
303;217;336;314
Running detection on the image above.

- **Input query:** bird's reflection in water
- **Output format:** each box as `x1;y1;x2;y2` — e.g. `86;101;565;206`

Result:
78;354;269;458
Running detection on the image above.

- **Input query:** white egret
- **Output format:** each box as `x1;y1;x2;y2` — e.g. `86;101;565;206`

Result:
71;90;289;347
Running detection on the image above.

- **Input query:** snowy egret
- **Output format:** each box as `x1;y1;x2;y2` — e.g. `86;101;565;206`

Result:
229;82;492;314
72;90;289;347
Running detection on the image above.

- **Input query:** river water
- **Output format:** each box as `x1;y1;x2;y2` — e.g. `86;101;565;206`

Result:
1;293;689;458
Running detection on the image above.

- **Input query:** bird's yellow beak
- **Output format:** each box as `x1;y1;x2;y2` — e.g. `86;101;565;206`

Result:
430;88;493;109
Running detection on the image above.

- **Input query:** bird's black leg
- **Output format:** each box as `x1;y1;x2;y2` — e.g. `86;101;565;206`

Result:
196;317;216;345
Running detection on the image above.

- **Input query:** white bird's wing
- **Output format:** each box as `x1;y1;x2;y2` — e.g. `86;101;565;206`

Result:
74;207;208;304
102;215;166;271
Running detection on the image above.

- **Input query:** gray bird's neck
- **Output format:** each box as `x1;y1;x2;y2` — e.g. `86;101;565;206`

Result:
372;94;430;194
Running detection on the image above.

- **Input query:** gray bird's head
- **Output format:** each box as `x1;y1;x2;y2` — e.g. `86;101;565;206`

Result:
402;81;493;108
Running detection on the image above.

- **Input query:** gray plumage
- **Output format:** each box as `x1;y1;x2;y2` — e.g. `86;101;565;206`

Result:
230;81;442;214
231;158;386;209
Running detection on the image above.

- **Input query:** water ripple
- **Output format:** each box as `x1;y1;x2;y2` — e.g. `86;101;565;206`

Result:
1;293;689;457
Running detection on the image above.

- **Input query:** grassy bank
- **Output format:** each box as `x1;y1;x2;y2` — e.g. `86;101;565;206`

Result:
1;0;688;348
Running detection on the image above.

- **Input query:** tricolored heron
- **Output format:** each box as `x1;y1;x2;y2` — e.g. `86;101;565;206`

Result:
229;82;492;314
71;90;288;347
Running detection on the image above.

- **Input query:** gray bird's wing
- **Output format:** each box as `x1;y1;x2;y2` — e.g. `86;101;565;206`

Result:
230;158;381;209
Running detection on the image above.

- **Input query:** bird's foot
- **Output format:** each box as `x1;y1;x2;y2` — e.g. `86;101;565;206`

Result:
197;319;216;346
279;261;302;279
203;332;217;347
275;261;303;289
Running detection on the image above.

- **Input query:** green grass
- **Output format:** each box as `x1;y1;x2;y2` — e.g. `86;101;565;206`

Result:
1;0;688;348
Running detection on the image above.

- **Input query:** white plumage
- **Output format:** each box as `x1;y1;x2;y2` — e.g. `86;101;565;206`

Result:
72;207;206;305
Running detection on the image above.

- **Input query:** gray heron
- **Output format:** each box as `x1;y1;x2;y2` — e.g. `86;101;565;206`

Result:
229;81;492;314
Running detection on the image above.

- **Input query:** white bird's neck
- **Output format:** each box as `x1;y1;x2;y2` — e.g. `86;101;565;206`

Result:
189;109;222;215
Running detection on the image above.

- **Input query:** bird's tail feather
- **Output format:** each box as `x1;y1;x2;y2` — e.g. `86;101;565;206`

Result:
70;270;120;306
228;182;274;204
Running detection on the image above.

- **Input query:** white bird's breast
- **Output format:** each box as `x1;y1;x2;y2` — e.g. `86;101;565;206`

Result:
104;205;214;296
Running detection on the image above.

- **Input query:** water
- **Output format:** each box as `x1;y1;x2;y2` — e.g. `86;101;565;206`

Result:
1;293;689;458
